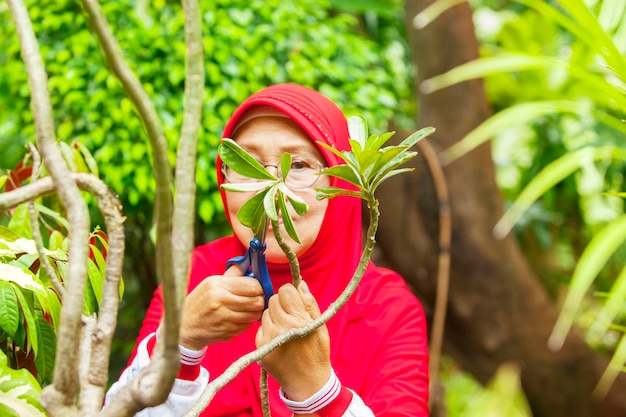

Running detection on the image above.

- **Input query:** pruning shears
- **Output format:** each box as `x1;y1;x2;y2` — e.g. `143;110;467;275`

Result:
225;216;274;309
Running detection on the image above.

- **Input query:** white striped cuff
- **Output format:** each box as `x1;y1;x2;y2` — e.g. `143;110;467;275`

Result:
156;325;207;366
279;369;340;414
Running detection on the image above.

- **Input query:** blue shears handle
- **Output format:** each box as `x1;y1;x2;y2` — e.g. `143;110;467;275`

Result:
225;237;274;309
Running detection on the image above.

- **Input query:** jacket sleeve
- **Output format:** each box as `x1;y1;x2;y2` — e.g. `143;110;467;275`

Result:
104;284;210;416
104;332;209;417
359;274;430;416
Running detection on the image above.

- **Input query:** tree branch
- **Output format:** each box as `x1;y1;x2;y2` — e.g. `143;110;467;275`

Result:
416;139;451;408
27;144;65;296
80;0;179;412
6;1;91;412
170;0;204;343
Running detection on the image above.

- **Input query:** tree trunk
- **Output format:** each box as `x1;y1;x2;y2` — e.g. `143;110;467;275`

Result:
374;1;626;416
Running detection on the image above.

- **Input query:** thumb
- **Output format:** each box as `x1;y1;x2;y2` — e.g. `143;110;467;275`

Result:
298;281;321;320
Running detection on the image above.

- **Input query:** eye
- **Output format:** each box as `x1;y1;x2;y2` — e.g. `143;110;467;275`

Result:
291;158;314;171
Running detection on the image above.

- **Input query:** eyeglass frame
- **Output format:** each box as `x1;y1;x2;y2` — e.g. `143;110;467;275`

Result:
221;155;327;189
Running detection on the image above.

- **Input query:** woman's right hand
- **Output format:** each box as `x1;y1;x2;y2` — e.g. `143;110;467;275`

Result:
179;265;265;350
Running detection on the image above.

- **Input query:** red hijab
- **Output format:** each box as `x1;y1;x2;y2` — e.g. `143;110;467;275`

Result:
215;83;362;313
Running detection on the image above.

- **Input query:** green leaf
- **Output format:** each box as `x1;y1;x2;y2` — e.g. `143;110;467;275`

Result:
549;214;626;351
588;265;626;344
87;253;103;307
82;277;98;316
315;186;367;200
371;151;417;189
59;141;77;172
347;115;367;147
441;101;597;164
0;226;20;242
0;175;6;190
348;138;363;156
0;350;46;417
278;183;308;216
48;230;65;252
372;167;415;191
263;186;279;222
316;141;346;162
34;202;71;231
0;280;20;337
74;141;99;177
277;194;301;244
0;264;47;297
238;191;268;229
595;330;626;397
13;287;38;355
321;165;362;188
221;181;275;193
7;204;32;240
399;127;435;149
280;153;291;182
420;54;564;94
219;138;276;181
494;146;626;238
34;310;55;385
365;131;395;152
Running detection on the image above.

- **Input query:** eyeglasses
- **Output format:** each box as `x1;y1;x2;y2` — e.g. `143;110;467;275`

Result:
222;155;326;189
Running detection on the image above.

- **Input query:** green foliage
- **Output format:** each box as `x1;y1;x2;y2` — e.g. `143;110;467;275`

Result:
0;0;415;229
0;349;46;417
419;0;626;395
463;363;532;417
0;212;114;386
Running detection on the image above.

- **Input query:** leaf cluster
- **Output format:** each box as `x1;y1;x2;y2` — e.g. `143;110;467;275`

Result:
218;116;434;242
316;116;435;200
219;138;307;243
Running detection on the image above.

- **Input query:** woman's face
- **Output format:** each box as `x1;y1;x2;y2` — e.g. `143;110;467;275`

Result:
225;116;330;263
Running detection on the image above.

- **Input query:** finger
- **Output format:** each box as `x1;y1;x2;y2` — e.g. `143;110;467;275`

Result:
298;280;321;320
224;264;244;277
227;309;263;324
226;276;264;297
226;293;266;313
276;284;306;315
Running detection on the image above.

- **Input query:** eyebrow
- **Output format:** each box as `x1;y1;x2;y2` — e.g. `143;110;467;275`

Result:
240;143;320;159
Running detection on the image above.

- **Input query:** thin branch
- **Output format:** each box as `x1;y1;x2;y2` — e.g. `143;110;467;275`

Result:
417;139;451;407
184;194;380;417
27;144;65;296
80;0;178;411
170;0;204;335
260;368;271;417
6;0;91;412
272;218;302;287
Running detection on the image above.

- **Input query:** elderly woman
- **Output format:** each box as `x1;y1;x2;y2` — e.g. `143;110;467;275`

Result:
106;84;429;416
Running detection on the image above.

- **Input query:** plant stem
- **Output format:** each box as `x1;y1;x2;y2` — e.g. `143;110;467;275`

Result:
27;144;65;296
272;219;302;287
260;368;271;417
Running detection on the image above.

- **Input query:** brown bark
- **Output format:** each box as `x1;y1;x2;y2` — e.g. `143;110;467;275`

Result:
374;1;626;416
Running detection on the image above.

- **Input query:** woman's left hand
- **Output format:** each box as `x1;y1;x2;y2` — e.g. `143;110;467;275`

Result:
255;281;331;401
